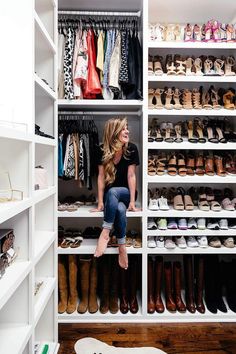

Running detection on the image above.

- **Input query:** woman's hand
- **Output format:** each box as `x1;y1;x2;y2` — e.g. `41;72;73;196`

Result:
128;201;141;212
90;202;104;212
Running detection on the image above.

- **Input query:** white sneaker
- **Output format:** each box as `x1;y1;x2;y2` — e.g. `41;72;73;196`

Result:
178;218;188;230
219;219;228;230
158;196;170;210
157;218;167;230
175;236;187;249
148;236;156;248
186;236;198;247
207;220;220;230
147;218;158;230
165;236;176;249
196;236;208;248
148;198;159;210
187;218;197;229
197;218;206;230
156;236;164;248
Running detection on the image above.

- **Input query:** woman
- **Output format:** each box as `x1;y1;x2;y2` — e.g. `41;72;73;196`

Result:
91;117;140;269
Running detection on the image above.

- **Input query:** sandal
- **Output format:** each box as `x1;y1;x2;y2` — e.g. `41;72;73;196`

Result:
148;55;154;75
186;154;195;175
70;236;83;248
153;55;164;76
160;122;174;143
205;155;215;176
156;154;167;176
177;153;187;176
210;200;222;212
187;120;198;143
166;55;176;75
148;156;157;176
60;236;74;248
182;89;193;109
195;154;205;176
174;123;183;143
164;88;174;109
173;188;184;210
154;89;164;109
148;88;155;109
184;193;194;211
172;88;182;110
167;154;177;176
198;187;210;211
214;156;226;177
225;154;236;175
133;237;142;248
194;119;206;143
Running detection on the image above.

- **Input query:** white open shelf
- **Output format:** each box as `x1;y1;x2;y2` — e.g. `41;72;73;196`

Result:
0;198;31;224
147;141;236;150
35;73;56;101
34;231;56;265
147;208;236;218
34;277;56;325
34;10;56;53
34;135;56;146
148;109;236;116
147;174;236;184
148;74;236;83
148;41;236;49
0;128;32;142
33;186;56;205
0;261;31;310
147;246;236;254
58;239;142;254
147;229;236;237
0;324;32;354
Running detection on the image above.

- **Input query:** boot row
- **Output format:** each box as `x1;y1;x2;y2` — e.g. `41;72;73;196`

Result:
148;255;205;314
58;255;141;315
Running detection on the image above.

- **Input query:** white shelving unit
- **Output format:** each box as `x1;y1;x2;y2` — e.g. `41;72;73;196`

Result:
0;0;58;353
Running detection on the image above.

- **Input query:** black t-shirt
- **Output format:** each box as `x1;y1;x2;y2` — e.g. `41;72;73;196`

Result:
96;142;140;191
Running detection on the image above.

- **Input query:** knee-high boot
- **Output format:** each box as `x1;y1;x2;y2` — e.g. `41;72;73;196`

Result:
148;257;155;314
164;261;176;312
109;255;119;314
120;268;129;314
173;261;186;313
100;256;110;314
67;255;78;314
155;256;164;313
88;257;98;313
194;255;205;314
129;256;139;314
77;257;91;314
58;256;68;314
184;255;196;313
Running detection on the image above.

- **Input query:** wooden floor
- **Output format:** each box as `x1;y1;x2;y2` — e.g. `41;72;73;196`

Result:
58;323;236;354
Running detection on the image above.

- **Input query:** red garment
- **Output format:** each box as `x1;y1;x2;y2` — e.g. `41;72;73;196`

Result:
85;29;102;96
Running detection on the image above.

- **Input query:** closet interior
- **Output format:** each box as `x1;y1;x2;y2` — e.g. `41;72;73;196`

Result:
0;0;236;352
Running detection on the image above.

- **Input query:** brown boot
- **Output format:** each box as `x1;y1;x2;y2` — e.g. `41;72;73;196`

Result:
164;261;176;312
195;255;205;314
109;256;119;314
88;257;98;313
184;255;196;313
129;257;139;314
58;256;68;314
77;257;91;314
155;256;165;313
67;255;78;314
99;256;109;314
148;257;155;314
173;261;186;313
120;268;129;314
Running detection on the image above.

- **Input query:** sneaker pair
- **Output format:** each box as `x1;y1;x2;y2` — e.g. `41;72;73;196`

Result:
207;219;228;230
147;236;164;248
148;196;169;210
187;235;208;248
168;218;188;230
165;236;188;249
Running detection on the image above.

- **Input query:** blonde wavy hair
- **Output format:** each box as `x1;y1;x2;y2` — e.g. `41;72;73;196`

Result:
102;117;129;186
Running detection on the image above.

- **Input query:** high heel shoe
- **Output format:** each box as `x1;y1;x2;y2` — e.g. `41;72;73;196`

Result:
177;153;187;176
160;122;174;142
203;58;214;75
164;88;174;109
204;119;219;143
172;88;182;109
214;155;227;177
186;154;195;175
154;88;164;109
225;56;235;76
210;86;222;109
202;89;212;109
148;88;155;109
182;89;193;109
195;154;205;176
223;89;235;109
174;123;183;143
148;55;154;75
192;88;202;109
153;55;164;76
193;58;203;76
166;55;176;75
175;55;186;75
186;57;194;76
194;118;206;143
214;58;224;76
187;120;198;143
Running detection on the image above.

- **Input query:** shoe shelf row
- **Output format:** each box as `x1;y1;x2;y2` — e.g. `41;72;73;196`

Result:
149;75;236;83
148;42;236;49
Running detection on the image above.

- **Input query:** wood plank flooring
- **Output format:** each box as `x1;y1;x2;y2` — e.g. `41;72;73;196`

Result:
59;323;236;354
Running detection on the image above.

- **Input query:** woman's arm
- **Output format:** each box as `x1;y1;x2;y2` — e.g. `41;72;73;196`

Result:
127;164;140;211
91;165;105;212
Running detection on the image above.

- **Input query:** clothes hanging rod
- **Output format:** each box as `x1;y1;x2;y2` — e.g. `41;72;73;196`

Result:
58;10;141;17
58;111;141;116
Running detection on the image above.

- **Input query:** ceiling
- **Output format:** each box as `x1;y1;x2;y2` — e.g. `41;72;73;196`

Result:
149;0;236;23
59;0;142;12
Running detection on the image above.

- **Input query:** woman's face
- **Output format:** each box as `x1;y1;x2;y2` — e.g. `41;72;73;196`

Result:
118;124;129;145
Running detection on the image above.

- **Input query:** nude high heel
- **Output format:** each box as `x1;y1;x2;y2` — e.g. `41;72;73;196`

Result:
154;88;164;109
193;58;203;76
223;90;235;110
166;55;176;75
214;59;224;76
164;88;174;110
173;88;182;109
225;56;236;76
192;88;202;109
186;57;194;76
182;89;193;109
148;88;155;109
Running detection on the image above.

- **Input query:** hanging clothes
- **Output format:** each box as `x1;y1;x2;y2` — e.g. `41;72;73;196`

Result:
58;33;65;99
109;31;121;96
86;29;102;96
64;27;75;100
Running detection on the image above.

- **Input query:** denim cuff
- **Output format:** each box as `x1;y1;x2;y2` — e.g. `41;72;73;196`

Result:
117;237;126;245
102;221;113;230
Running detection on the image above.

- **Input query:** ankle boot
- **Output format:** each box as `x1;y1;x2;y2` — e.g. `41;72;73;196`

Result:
164;261;176;312
120;268;129;314
58;256;68;314
77;257;91;314
194;255;205;314
100;256;110;314
184;255;196;313
67;255;78;314
173;261;186;313
109;256;119;314
155;256;164;313
88;257;98;313
129;257;139;314
148;257;155;314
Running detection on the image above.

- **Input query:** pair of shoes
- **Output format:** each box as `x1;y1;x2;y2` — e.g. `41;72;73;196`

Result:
148;189;170;210
148;55;164;75
148;236;164;248
173;188;194;211
209;236;235;248
60;230;83;248
126;230;142;248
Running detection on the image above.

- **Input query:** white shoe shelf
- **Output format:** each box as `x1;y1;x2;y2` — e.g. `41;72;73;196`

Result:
0;0;59;352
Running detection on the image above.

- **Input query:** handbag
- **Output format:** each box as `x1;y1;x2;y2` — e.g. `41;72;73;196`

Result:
35;166;48;190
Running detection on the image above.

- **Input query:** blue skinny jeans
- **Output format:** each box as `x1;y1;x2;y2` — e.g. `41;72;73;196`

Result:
102;187;130;245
